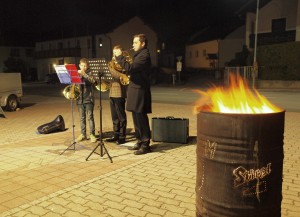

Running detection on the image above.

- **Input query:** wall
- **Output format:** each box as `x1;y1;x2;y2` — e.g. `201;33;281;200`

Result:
296;0;300;41
257;0;298;33
185;40;219;70
219;25;246;67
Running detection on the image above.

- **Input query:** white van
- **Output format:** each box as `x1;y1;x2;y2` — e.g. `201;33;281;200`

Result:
0;73;23;111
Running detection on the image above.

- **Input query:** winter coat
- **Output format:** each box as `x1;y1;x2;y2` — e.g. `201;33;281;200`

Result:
116;48;152;113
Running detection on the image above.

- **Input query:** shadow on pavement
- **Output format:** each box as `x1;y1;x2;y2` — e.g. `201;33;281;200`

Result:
151;136;197;153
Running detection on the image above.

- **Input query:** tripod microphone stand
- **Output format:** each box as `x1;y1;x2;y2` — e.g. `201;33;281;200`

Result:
86;72;113;162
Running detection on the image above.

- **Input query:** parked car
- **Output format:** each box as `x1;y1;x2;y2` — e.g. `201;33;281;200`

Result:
45;73;59;84
0;73;23;111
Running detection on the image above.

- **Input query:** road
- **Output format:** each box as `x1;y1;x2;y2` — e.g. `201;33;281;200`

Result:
23;83;300;112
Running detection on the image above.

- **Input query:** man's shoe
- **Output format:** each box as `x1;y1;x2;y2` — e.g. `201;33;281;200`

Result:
128;143;141;150
76;134;87;142
106;136;119;142
116;138;126;145
134;147;151;155
90;134;97;143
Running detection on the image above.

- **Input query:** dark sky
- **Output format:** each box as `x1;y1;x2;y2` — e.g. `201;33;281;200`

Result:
0;0;269;47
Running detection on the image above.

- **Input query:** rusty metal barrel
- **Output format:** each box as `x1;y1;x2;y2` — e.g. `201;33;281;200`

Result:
196;111;285;217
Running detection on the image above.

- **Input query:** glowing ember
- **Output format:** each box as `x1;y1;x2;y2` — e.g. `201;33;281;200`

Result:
193;74;283;114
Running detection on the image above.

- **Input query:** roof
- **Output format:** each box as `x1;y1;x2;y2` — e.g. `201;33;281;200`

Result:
186;0;272;45
186;19;244;45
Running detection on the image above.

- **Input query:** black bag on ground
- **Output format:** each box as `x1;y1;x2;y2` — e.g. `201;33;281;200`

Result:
152;116;189;144
37;115;65;134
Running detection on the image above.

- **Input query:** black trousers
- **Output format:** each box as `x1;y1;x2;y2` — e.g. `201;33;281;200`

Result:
132;112;151;147
110;97;127;139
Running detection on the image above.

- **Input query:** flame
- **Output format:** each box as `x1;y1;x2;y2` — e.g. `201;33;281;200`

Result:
193;74;283;114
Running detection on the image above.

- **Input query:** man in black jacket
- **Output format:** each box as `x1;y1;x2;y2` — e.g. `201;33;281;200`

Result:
115;34;152;155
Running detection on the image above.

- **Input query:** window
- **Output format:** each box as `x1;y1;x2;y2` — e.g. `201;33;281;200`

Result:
99;37;103;47
58;59;64;65
203;49;207;57
25;49;34;57
87;39;91;48
195;50;199;58
251;21;255;34
272;18;286;33
11;48;20;57
58;42;63;49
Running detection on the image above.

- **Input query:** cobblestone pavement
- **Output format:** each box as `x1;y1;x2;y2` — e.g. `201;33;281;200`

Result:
0;93;299;217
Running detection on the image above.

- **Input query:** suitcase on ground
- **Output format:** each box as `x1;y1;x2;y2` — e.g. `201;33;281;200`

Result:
152;116;189;144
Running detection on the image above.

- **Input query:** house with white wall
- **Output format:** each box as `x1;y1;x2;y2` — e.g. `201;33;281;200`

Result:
185;22;246;71
185;0;300;73
35;16;158;81
246;0;300;49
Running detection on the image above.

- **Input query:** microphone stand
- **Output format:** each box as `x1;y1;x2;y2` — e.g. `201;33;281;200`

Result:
86;71;113;162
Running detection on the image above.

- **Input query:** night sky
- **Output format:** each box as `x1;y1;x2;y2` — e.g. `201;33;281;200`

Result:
0;0;269;47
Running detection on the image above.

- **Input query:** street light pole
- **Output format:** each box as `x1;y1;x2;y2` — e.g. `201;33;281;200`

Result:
253;0;260;88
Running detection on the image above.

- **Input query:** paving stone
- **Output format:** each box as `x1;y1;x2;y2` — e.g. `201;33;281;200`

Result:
0;94;299;217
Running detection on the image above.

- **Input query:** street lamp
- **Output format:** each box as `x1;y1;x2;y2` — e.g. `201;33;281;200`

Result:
253;0;260;88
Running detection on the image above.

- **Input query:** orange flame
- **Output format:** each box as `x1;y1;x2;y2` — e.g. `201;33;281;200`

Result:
193;74;283;114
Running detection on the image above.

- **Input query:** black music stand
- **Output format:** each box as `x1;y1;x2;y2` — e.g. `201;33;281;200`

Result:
86;58;113;162
54;64;84;155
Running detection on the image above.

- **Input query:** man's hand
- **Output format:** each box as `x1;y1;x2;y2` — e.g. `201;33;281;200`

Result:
78;69;86;77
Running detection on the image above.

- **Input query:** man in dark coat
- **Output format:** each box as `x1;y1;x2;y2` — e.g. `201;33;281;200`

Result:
115;34;152;155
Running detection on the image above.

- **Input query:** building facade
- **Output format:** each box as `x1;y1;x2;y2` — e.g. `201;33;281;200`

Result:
0;46;35;80
35;16;158;81
246;0;300;48
185;0;300;72
185;25;246;71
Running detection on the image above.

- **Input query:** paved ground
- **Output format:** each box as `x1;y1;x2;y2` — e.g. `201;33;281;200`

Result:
0;88;300;217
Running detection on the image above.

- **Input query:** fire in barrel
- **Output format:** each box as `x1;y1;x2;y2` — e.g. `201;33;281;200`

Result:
194;74;284;217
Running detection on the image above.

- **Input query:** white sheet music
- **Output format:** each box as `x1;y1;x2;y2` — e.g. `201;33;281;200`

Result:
88;58;113;82
54;65;72;84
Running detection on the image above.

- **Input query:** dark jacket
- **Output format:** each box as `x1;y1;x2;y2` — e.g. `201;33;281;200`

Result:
76;69;95;105
116;48;152;113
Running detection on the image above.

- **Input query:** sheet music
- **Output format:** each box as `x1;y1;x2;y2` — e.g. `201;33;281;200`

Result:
88;58;113;82
54;65;72;84
65;64;83;84
54;64;83;84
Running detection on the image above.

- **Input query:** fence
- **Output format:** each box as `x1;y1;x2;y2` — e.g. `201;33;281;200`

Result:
224;66;260;88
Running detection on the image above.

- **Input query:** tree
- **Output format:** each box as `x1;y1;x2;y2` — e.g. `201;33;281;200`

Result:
3;57;26;73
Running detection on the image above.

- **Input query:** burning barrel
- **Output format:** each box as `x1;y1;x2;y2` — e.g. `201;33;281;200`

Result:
194;74;285;217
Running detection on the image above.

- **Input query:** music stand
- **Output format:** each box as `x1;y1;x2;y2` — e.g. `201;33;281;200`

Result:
86;58;113;162
54;64;83;155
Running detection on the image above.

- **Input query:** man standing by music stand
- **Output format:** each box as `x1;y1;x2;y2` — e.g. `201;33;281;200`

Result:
75;58;98;144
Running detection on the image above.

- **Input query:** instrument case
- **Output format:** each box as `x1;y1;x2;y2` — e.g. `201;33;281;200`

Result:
152;116;189;144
